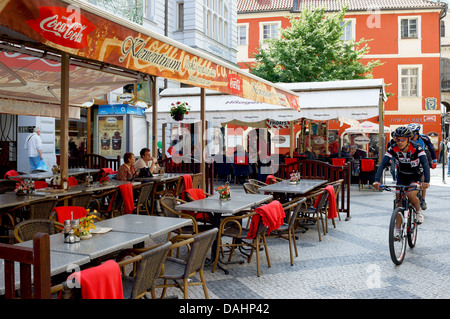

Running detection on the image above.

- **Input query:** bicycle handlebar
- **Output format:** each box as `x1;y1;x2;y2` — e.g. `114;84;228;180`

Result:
379;184;421;192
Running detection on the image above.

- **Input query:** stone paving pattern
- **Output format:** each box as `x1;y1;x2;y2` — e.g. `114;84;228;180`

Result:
150;165;450;299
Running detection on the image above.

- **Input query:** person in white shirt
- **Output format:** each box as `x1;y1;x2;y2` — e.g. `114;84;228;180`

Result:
24;127;43;171
135;148;160;174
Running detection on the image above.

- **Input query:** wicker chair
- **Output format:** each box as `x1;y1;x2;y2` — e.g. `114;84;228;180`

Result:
134;182;154;215
212;210;270;277
91;188;123;219
160;196;201;236
270;198;307;266
120;241;172;299
9;197;58;221
14;219;63;243
243;182;259;194
324;179;344;222
296;189;328;241
68;192;94;209
191;173;203;188
157;228;218;299
248;179;268;187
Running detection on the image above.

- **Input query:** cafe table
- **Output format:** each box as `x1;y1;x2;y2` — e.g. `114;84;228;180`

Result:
0;251;91;295
0;191;50;210
95;214;192;239
133;172;185;183
258;179;327;195
9;168;100;181
16;231;149;260
175;193;272;274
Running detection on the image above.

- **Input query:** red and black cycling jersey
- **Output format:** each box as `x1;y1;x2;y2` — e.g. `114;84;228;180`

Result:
375;140;430;183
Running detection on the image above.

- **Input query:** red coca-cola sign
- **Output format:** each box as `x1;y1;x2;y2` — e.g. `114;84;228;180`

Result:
26;6;95;49
227;74;243;94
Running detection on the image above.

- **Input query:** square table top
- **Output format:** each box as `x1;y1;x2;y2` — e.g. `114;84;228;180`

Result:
258;179;327;195
16;231;149;260
133;172;185;182
95;214;192;238
9;168;100;181
175;194;272;214
0;191;50;210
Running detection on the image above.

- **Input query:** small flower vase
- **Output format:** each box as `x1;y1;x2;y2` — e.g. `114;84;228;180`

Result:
173;113;184;121
80;233;92;240
289;181;297;185
219;194;230;202
102;181;108;186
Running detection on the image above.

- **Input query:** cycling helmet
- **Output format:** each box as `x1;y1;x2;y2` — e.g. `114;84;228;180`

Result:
394;126;413;138
407;123;421;133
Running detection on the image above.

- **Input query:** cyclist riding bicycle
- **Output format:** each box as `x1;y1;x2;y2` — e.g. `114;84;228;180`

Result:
406;123;437;210
373;126;430;224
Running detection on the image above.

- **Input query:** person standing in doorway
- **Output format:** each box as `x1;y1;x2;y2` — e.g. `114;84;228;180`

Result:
24;127;43;171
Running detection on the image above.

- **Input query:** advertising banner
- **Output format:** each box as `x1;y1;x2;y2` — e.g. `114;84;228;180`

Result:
98;115;124;157
0;0;299;110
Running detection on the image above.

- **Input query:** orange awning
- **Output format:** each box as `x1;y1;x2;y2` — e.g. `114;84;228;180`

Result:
0;0;299;110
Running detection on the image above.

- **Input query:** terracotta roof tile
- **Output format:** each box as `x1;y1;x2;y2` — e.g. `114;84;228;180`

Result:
237;0;445;13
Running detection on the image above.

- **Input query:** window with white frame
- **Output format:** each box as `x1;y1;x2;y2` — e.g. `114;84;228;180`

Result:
238;25;247;45
177;2;184;30
261;23;279;41
400;67;419;97
145;0;155;21
340;20;353;41
203;0;229;42
400;18;418;38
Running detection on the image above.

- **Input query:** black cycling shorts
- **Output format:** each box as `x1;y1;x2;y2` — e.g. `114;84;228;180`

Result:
397;172;421;190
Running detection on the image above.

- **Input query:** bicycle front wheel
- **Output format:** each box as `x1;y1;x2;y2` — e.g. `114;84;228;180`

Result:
389;207;407;265
407;205;418;248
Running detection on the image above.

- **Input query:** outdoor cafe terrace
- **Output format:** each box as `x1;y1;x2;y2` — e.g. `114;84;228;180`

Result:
0;151;358;299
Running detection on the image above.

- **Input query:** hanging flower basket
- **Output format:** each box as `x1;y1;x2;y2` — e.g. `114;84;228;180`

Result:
173;113;184;121
170;101;190;121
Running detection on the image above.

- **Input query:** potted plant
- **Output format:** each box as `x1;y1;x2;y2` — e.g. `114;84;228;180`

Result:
79;214;96;240
170;101;190;121
215;183;231;201
99;172;109;185
289;172;300;185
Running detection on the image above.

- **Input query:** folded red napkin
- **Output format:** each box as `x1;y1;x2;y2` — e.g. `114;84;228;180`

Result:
181;174;193;200
68;260;123;299
266;175;277;185
53;206;87;223
119;183;135;214
313;185;337;219
247;200;285;239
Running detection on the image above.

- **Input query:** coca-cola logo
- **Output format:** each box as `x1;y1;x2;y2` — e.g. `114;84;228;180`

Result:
26;6;95;49
227;74;242;94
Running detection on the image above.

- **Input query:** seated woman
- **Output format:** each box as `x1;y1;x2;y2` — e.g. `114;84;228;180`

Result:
117;152;139;181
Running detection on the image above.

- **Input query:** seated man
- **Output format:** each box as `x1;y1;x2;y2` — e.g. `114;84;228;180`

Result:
135;148;160;174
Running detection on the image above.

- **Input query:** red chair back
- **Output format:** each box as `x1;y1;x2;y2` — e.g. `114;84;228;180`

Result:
234;156;249;165
4;170;19;180
34;181;48;189
68;177;78;186
332;158;346;166
361;159;375;172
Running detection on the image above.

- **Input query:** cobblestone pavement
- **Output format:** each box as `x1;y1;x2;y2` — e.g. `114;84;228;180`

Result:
151;165;450;299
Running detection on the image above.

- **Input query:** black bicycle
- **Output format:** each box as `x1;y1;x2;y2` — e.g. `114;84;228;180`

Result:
380;185;421;265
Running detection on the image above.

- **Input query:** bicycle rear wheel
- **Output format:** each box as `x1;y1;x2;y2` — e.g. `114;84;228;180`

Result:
389;207;407;265
407;205;418;248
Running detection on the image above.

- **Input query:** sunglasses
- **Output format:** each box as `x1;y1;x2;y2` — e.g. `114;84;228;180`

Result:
395;138;407;142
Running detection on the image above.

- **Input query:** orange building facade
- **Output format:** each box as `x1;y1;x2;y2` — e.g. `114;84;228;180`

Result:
236;0;446;156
